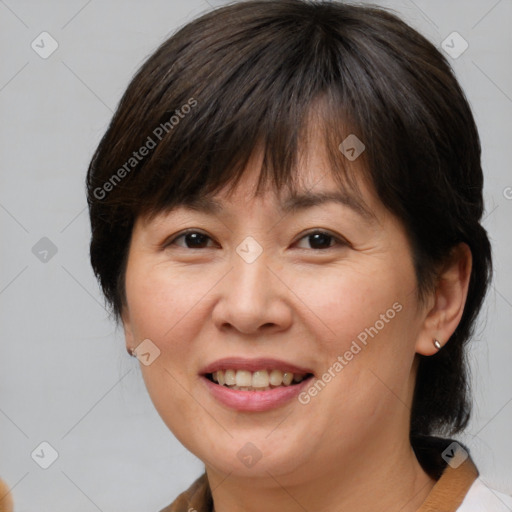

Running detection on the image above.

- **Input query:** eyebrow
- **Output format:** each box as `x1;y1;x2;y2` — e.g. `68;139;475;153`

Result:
281;191;375;221
181;190;376;221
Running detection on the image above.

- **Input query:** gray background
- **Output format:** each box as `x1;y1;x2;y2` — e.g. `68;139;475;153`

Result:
0;0;511;510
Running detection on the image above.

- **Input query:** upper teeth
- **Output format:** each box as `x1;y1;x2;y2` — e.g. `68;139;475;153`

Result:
211;369;307;389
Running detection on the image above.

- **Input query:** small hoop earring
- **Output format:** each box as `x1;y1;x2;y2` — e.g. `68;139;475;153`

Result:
434;339;442;350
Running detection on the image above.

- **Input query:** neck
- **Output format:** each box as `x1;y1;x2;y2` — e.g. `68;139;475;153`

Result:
206;433;436;512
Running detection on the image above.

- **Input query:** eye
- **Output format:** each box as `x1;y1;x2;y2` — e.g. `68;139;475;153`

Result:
165;229;348;251
294;230;347;250
166;230;217;249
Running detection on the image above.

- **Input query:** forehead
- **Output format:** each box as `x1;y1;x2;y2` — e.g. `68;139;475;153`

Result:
190;143;378;219
140;122;384;227
179;185;377;224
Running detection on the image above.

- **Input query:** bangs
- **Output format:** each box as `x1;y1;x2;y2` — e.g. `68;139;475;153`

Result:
141;91;369;222
91;3;384;223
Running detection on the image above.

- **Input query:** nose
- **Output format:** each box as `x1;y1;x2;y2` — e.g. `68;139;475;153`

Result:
211;247;293;335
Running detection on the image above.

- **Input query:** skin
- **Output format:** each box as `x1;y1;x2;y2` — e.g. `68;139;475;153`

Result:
121;132;472;512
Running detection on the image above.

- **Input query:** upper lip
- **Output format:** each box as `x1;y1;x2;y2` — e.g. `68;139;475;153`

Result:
200;357;315;376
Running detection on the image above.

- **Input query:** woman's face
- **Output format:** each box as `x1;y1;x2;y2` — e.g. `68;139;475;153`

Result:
122;140;434;483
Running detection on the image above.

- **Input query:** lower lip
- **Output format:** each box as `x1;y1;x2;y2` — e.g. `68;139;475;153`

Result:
201;375;314;412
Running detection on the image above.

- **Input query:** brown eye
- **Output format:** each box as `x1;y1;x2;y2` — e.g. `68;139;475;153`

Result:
295;230;347;250
165;229;347;251
168;230;215;249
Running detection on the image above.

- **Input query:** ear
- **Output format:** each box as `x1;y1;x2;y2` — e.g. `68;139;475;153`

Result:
121;307;136;356
415;243;472;356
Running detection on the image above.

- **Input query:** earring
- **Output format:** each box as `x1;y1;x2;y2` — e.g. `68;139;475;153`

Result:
433;339;442;350
129;347;137;357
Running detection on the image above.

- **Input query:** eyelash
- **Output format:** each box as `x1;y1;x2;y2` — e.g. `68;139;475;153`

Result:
165;229;349;251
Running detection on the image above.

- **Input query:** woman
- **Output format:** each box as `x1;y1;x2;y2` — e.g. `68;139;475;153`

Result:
86;1;511;510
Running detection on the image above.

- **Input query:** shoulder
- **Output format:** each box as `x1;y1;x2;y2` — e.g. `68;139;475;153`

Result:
0;478;14;512
158;473;211;512
457;478;512;511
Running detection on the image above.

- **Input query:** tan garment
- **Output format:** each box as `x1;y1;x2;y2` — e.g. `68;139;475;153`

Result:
0;478;14;512
159;439;479;512
417;452;478;511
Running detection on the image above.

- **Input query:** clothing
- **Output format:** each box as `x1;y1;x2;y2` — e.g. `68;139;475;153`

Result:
0;478;13;512
458;478;512;511
159;437;512;512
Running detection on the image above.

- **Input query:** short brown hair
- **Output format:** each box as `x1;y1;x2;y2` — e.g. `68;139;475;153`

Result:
86;0;492;439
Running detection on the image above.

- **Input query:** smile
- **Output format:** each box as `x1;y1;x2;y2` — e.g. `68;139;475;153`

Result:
206;369;311;391
200;357;315;411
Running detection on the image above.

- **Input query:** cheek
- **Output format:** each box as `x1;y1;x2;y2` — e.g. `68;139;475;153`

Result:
288;256;420;416
124;260;215;342
124;262;216;445
289;264;418;430
291;260;414;351
124;260;209;395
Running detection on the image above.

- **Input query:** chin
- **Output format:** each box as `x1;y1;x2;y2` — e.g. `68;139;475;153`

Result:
190;430;312;479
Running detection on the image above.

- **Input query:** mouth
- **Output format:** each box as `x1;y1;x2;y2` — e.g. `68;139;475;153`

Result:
199;357;315;411
204;369;314;391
